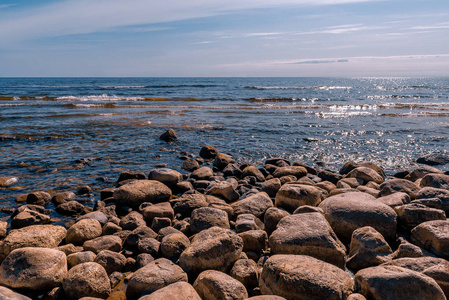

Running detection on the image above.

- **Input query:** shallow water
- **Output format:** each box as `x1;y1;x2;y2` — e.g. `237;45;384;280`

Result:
1;77;449;218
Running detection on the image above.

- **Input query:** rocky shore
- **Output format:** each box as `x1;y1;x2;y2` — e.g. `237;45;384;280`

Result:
1;140;449;300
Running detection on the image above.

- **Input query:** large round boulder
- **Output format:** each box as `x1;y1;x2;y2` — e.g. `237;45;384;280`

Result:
138;282;201;300
63;262;111;300
0;247;67;290
231;192;273;219
354;265;445;300
148;168;183;187
275;184;321;212
269;212;346;269
318;192;397;242
113;180;171;206
259;255;353;300
179;226;243;277
411;219;449;258
193;270;248;300
126;258;187;299
66;218;102;245
380;179;421;199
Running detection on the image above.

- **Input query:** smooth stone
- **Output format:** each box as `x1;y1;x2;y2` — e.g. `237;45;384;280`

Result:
179;226;243;277
0;225;66;257
55;201;87;216
206;181;240;203
355;265;445;300
272;166;307;179
159;128;177;142
238;230;268;253
94;250;126;275
395;203;446;229
319;192;397;242
260;254;353;300
127;258;188;300
269;212;346;269
417;187;449;212
66;218;102;245
199;145;219;159
113;180;172;206
190;207;230;234
170;194;208;218
63;262;111;300
0;286;32;300
0;176;19;187
235;214;262;233
119;211;146;230
242;166;265;182
193;270;248;300
0;247;67;290
67;251;97;269
377;192;410;208
346;226;393;271
406;166;444;181
10;209;50;229
76;211;108;225
160;233;190;260
346;167;384;184
148;168;183;187
421;174;449;190
379;179;421;199
190;166;214;181
411;220;449;258
137;282;201;300
126;226;157;247
275;184;321;212
142;202;174;224
83;235;122;254
230;258;259;288
263;207;290;236
213;153;235;171
26;191;51;206
417;153;449;166
51;191;76;204
231;192;273;219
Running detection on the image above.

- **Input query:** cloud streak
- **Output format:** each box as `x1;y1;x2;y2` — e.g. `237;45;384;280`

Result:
0;0;385;45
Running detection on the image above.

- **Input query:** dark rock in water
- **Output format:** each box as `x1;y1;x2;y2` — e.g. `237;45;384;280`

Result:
52;191;76;205
223;163;243;178
11;209;50;229
199;145;219;159
56;201;87;216
159;129;178;142
0;176;19;187
182;158;200;172
77;185;92;195
265;158;291;167
394;170;410;179
213;153;235;171
417;153;449;166
421;174;449;190
318;170;342;184
26;191;51;206
117;170;147;184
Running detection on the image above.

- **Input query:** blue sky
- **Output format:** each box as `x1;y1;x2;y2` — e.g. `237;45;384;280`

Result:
0;0;448;76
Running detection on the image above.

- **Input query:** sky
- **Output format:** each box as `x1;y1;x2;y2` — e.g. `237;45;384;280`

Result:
0;0;448;77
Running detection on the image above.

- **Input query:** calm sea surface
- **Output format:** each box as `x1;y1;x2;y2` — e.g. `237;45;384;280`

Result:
1;77;449;217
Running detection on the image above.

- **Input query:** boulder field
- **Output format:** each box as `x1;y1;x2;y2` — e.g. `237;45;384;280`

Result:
1;144;449;300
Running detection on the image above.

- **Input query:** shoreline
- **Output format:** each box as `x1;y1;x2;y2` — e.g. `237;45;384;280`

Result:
1;142;449;299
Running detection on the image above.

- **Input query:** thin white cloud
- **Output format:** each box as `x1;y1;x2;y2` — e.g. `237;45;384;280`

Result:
0;0;385;45
0;4;15;9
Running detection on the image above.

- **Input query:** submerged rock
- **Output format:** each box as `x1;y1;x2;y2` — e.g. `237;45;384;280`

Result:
159;128;178;142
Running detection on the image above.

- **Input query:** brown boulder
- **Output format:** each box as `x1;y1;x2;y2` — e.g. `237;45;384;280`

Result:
190;207;230;234
269;213;346;268
395;203;446;229
138;282;201;300
275;184;321;212
411;220;449;257
231;192;273;219
193;270;248;300
66;218;102;245
380;179;421;199
113;180;171;207
63;262;111;300
260;255;353;300
346;167;384;184
421;174;449;190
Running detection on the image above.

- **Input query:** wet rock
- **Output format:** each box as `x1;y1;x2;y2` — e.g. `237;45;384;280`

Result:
93;250;126;275
346;226;393;271
269;212;346;268
381;256;449;298
127;258;188;299
421;173;449;190
411;220;449;257
55;201;87;216
137;237;160;256
170;193;208;217
11;209;50;229
138;282;201;300
114;180;172;207
417;153;449;166
193;270;248;300
142;202;174;224
199;145;219;159
235;214;262;233
242;166;265;182
260;254;353;300
206;181;240;203
272;166;307;180
274;183;321;212
263;207;290;236
160;233;190;260
238;230;268;253
346;167;385;184
148;168;183;187
83;235;122;254
63;262;111;300
190;166;214;181
126;226;157;248
119;211;146;230
0;247;67;290
159;128;177;142
395;203;446;229
76;211;109;225
231;192;273;219
51;191;76;205
230;258;259;289
77;185;92;195
406;166;444;181
26;191;51;206
117;170;146;185
0;176;19;187
380;179;421;199
67;251;97;269
213;153;235;171
182;158;200;172
416;187;449;212
377;192;410;208
318;170;343;184
66;219;102;245
179;226;243;277
190;207;230;234
223;164;243;178
0;225;66;257
0;286;32;300
319;191;397;242
355;265;445;300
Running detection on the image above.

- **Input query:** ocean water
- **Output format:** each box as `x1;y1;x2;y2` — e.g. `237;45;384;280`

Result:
1;77;449;217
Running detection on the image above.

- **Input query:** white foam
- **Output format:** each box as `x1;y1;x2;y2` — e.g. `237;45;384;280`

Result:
56;94;145;101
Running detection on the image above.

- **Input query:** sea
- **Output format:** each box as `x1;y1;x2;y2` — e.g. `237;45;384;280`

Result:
1;77;449;218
